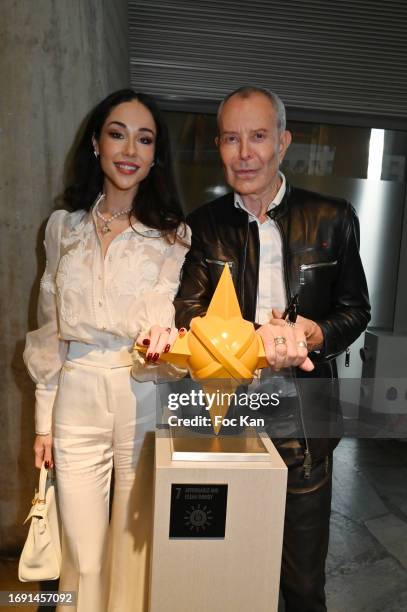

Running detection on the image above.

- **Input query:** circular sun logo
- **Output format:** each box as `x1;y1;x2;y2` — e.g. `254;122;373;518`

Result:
184;504;213;532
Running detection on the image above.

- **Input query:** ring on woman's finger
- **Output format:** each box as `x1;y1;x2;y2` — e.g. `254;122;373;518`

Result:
285;320;296;328
274;336;287;345
165;327;171;333
297;340;308;349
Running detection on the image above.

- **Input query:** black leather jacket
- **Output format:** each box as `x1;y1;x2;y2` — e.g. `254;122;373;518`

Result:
175;184;371;463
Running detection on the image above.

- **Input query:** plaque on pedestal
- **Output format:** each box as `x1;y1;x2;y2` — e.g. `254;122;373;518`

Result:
169;483;228;538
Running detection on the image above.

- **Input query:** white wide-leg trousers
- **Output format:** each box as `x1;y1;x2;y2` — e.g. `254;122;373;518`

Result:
52;342;156;612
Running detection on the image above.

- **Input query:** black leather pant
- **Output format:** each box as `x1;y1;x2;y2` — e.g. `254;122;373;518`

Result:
278;445;333;612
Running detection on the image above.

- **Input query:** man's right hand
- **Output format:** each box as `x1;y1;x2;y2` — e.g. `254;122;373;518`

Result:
256;318;314;372
33;433;54;469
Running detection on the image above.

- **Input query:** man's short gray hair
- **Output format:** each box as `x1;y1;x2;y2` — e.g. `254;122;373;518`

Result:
217;86;287;133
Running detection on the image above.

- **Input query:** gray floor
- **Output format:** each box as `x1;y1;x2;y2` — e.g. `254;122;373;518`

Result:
325;438;407;612
275;438;407;612
2;438;407;611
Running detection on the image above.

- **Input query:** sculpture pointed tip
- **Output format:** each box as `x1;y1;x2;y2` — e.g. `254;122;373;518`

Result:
206;264;242;319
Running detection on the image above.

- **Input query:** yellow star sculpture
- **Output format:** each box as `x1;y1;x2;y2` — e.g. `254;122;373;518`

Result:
138;264;269;433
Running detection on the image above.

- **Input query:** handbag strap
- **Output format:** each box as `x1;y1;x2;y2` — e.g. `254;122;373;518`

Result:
38;463;48;501
23;464;50;523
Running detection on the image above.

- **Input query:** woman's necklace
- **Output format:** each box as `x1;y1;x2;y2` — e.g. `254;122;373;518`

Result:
95;199;132;234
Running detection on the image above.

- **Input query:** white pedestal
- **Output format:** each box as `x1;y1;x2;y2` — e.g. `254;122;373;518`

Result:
149;430;287;612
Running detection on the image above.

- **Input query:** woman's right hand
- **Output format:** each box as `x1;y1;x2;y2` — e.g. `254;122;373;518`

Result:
33;433;54;469
136;325;185;362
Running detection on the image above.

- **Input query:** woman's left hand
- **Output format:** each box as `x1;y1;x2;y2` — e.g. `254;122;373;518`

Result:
136;325;180;362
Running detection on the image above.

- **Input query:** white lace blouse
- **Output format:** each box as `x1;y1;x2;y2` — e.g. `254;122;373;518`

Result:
24;206;191;434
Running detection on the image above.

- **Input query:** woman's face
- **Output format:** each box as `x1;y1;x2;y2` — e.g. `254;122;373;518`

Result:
93;100;156;197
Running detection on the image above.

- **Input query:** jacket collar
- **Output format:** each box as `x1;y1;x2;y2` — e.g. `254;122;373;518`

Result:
218;180;291;225
228;174;291;223
267;182;291;220
234;172;287;220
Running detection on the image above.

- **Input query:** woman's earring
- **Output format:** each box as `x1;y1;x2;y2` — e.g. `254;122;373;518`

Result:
150;161;155;167
94;149;99;158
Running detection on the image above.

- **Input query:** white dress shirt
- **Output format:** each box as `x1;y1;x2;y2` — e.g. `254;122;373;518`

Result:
234;172;287;324
234;173;297;395
24;206;190;433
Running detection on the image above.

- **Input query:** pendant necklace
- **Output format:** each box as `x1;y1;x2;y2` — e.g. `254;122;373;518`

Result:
95;196;132;234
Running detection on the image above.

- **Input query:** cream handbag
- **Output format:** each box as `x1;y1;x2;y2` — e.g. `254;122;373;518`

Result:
18;463;62;581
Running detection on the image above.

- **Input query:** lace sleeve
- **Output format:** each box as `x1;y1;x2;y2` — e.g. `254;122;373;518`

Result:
23;210;69;434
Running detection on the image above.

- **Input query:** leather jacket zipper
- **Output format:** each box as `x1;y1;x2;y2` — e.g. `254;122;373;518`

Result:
299;260;338;285
205;259;234;268
300;261;338;269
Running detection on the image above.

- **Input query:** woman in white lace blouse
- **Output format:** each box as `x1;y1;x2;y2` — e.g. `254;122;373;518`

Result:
23;90;190;612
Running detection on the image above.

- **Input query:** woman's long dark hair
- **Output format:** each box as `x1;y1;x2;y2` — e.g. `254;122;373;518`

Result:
64;89;186;242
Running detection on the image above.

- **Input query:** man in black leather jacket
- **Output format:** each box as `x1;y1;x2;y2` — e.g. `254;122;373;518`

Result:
175;86;370;612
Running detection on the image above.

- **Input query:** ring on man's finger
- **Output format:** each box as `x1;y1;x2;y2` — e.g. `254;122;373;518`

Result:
297;340;308;349
274;336;287;345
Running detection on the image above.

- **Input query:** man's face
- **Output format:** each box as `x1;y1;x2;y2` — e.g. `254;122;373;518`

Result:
217;93;291;198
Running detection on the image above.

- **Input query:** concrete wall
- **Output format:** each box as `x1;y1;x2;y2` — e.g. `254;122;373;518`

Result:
0;0;129;554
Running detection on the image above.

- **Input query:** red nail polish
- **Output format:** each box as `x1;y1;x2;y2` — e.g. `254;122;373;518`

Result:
152;353;159;362
164;344;170;353
142;339;150;346
44;461;49;469
146;353;152;361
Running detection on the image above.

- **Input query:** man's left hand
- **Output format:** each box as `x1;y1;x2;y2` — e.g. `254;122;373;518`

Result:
272;309;324;352
256;318;313;372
